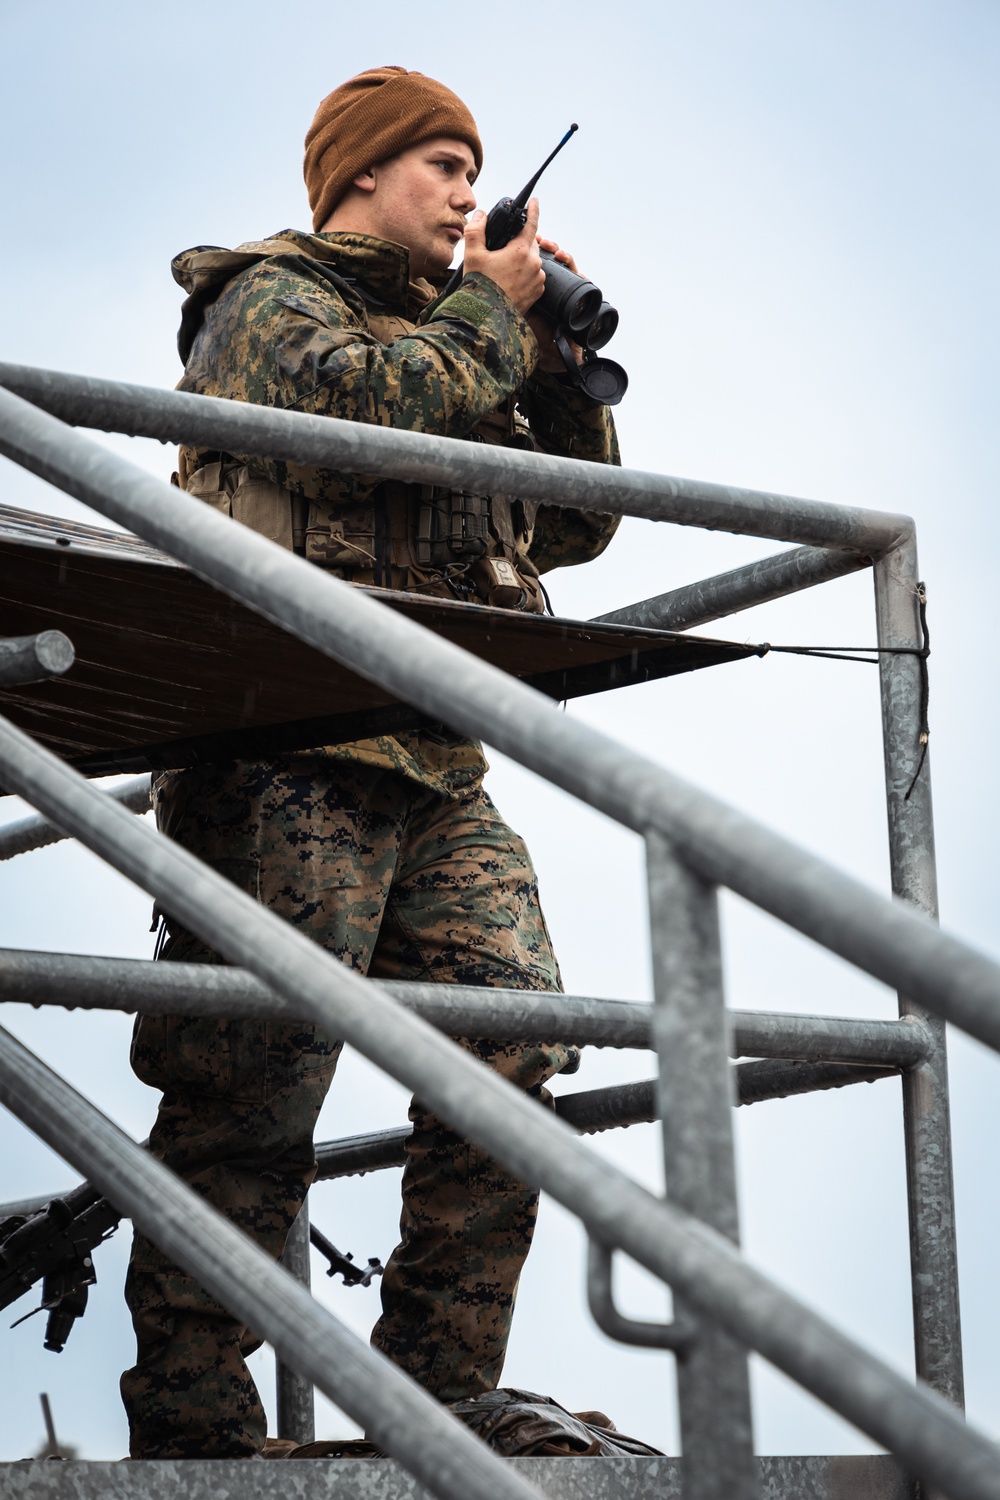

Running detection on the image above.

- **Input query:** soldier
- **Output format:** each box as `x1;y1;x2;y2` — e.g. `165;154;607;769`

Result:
121;65;620;1458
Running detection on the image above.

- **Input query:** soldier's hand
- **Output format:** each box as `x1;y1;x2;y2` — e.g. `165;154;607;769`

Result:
530;235;584;372
463;198;545;315
537;235;581;277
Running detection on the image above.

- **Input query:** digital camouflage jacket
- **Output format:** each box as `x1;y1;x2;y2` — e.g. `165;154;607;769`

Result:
171;229;621;792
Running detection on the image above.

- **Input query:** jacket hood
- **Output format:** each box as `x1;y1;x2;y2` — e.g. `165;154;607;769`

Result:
171;229;442;363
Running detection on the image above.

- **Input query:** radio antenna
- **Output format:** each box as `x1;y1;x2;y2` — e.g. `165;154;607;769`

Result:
512;124;579;210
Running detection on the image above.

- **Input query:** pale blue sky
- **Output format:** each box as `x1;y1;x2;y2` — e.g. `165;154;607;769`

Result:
1;0;998;1465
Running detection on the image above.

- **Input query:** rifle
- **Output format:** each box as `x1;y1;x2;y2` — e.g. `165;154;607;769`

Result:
1;1183;381;1352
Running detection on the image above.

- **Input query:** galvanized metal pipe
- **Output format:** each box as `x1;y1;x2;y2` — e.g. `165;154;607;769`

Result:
552;1061;898;1140
586;1240;696;1352
1;392;995;1064
276;1204;316;1446
0;1061;901;1220
875;539;964;1417
0;631;74;688
0;777;150;859
312;1061;902;1184
647;833;757;1498
0;720;994;1498
0;365;910;553
0;946;931;1066
0;1026;545;1500
594;546;869;632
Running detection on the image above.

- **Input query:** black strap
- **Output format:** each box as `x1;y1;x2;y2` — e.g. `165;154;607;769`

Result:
373;489;391;589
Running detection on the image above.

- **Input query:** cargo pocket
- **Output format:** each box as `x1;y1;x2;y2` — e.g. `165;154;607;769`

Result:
130;856;264;1100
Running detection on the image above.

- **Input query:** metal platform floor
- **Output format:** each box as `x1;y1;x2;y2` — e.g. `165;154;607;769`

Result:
1;1456;912;1499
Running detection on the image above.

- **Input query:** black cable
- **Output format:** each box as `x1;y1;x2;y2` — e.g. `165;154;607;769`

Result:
903;582;931;801
754;580;931;801
758;644;926;666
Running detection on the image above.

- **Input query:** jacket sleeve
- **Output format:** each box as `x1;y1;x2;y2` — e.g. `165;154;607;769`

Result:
180;260;539;502
518;370;622;574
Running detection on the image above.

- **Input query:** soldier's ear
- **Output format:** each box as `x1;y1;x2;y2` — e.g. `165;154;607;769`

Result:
351;168;377;195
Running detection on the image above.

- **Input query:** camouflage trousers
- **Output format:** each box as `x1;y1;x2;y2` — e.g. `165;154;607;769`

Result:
120;756;569;1458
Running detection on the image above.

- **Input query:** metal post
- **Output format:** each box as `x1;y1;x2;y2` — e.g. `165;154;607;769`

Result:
875;536;964;1415
276;1201;316;1444
647;831;758;1500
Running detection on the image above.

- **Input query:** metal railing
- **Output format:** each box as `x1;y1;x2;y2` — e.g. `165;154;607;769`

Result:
0;366;995;1498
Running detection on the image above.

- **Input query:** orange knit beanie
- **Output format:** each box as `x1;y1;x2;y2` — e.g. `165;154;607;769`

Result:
304;66;483;232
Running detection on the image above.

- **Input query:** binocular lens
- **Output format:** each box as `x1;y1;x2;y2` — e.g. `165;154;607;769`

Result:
534;250;626;404
585;301;619;351
563;285;603;334
538;251;602;335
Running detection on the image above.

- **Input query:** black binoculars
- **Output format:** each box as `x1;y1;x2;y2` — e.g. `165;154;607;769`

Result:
535;251;624;404
477;125;629;406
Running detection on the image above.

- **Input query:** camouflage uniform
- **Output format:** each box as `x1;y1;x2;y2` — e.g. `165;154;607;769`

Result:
122;229;619;1457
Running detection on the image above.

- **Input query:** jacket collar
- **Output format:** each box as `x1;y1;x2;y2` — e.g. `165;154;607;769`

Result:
172;229;443;361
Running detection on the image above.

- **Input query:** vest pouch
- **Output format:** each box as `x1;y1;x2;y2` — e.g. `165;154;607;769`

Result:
472;556;545;613
305;498;377;571
415;485;490;567
230;471;294;551
185;462;294;552
184;460;232;515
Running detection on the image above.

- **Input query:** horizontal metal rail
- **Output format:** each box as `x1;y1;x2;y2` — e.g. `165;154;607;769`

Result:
1;1062;897;1218
0;365;911;553
313;1062;897;1180
0;948;931;1065
1;389;997;1061
595;546;870;632
0;630;75;688
0;719;995;1498
0;1024;545;1500
0;776;150;859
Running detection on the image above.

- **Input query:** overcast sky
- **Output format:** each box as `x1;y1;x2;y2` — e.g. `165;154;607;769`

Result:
1;0;998;1467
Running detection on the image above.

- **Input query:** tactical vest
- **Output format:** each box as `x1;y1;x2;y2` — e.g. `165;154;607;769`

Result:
181;303;545;613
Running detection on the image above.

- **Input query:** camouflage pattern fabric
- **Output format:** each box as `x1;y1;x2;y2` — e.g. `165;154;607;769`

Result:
170;230;620;795
173;229;619;534
121;755;569;1458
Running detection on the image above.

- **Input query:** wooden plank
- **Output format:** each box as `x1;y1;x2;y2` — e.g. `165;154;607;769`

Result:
0;505;759;775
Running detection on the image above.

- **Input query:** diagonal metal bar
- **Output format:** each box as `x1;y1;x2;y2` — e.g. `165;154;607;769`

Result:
0;719;996;1498
594;546;869;632
0;364;910;552
0;776;150;859
0;947;932;1065
0;388;997;1061
0;1024;545;1500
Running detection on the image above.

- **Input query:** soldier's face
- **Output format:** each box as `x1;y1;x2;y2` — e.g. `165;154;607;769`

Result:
363;137;478;278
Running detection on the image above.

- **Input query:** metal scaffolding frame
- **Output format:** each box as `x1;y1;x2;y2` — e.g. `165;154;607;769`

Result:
0;365;995;1498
